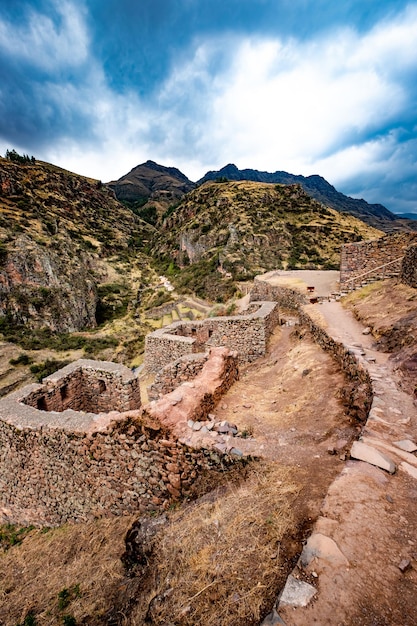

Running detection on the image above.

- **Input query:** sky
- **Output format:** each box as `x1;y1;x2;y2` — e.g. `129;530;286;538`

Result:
1;1;417;214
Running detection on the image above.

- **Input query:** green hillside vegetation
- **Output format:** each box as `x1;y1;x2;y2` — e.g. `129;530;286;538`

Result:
152;180;382;300
0;156;163;372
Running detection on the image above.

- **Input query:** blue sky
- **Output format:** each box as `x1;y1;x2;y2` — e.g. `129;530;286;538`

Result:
1;1;417;213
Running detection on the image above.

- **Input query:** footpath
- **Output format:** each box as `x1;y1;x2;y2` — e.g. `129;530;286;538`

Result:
263;298;417;626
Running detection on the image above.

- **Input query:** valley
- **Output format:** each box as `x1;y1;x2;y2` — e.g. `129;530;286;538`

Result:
1;155;417;626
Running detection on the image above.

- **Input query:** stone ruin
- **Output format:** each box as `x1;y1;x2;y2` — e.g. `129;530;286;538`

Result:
340;232;417;290
144;300;280;373
0;348;245;527
5;230;412;529
0;297;281;527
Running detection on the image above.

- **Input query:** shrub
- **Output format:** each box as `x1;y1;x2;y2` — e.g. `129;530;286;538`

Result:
9;353;32;366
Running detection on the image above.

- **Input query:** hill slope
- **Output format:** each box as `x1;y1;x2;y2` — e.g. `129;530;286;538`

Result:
0;157;155;333
199;163;412;232
153;180;382;300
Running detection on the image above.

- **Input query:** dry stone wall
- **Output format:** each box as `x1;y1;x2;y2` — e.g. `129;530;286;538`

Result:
0;348;244;527
144;301;280;373
401;244;417;288
340;233;417;289
250;278;306;310
22;359;141;414
148;353;209;401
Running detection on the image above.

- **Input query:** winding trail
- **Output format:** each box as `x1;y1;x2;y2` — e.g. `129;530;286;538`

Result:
258;273;417;626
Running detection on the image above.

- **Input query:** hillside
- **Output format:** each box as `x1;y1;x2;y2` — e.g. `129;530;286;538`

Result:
0;156;159;331
153;180;382;300
199;163;415;233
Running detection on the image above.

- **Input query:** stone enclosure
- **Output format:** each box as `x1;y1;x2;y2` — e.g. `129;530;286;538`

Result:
144;300;280;373
0;349;243;526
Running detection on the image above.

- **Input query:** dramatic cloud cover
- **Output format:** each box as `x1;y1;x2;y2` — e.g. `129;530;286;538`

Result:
1;0;417;213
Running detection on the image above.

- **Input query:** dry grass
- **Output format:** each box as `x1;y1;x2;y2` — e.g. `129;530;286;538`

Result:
0;516;135;625
131;462;299;626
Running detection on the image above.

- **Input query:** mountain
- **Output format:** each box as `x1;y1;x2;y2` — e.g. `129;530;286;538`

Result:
396;213;417;220
153;180;382;301
107;161;195;208
198;164;412;232
0;157;155;334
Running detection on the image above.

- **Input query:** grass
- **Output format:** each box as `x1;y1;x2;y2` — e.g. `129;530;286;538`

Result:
135;463;299;626
0;517;135;625
0;464;300;626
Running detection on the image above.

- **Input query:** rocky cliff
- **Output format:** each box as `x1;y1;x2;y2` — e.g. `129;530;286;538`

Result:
0;157;154;332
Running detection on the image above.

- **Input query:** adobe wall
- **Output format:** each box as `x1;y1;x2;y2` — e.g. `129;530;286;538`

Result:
22;359;141;414
0;348;245;527
401;244;417;288
340;233;417;289
144;301;280;373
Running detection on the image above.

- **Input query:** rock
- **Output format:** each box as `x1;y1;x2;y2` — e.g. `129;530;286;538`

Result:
393;440;417;453
215;423;231;434
350;441;396;474
122;515;168;571
206;421;214;431
278;575;317;608
243;403;252;409
187;420;194;429
362;327;371;335
399;462;417;480
260;608;287;625
300;533;349;568
398;559;412;573
386;495;394;503
192;422;202;431
229;447;243;457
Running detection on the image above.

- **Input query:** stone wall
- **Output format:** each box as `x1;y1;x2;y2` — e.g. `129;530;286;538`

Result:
22;359;141;414
0;348;245;527
148;353;209;401
340;233;417;289
251;281;372;421
401;244;417;288
250;278;306;310
298;310;372;422
144;301;280;373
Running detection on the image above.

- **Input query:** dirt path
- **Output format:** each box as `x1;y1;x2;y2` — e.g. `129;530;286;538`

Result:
273;300;417;626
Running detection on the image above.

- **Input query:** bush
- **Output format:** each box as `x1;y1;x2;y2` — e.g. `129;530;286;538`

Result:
30;359;70;382
9;353;32;366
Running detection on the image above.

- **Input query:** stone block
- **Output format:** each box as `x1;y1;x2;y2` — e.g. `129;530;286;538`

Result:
350;441;396;474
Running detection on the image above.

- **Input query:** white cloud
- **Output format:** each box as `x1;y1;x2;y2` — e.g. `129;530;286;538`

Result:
6;1;417;207
0;0;89;70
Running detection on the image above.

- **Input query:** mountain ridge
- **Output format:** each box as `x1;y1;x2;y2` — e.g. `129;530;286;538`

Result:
198;163;399;230
108;160;415;233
